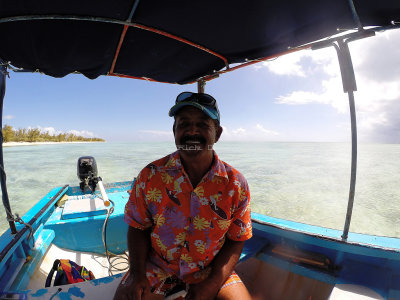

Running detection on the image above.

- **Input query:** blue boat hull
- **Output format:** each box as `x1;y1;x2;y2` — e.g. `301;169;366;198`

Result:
0;182;399;299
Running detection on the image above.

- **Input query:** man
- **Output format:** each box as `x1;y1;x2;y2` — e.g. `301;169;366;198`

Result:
115;92;252;300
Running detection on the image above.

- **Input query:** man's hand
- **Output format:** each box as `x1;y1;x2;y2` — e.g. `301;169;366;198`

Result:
114;226;152;299
185;279;220;300
114;273;151;300
185;240;246;300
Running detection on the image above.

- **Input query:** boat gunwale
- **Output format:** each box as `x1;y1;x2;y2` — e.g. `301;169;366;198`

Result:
0;185;68;263
251;213;400;255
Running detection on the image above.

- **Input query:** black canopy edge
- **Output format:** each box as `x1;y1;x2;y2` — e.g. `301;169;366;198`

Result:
0;14;399;84
0;14;229;84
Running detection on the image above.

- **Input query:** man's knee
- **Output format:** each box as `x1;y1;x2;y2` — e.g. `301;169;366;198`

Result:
217;282;251;300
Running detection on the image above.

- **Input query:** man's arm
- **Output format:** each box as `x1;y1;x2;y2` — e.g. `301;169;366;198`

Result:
128;226;151;277
185;239;245;300
114;226;151;300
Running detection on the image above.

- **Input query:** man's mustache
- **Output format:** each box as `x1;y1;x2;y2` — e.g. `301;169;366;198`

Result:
180;135;206;144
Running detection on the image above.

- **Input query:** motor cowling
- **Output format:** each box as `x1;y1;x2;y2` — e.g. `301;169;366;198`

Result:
77;156;98;193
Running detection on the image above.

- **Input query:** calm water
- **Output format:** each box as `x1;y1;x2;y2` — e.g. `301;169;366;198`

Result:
1;142;399;238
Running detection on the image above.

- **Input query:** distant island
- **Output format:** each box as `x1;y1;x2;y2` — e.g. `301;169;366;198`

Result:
1;125;105;143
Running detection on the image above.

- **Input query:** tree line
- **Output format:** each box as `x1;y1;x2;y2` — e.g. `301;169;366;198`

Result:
1;125;105;143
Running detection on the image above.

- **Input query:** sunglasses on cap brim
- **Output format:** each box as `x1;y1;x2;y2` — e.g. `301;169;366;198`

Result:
175;92;217;108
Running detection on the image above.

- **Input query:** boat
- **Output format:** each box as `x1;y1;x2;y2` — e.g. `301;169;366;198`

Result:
0;1;400;299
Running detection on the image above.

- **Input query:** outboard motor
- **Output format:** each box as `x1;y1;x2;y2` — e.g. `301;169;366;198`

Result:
77;156;98;193
77;156;110;206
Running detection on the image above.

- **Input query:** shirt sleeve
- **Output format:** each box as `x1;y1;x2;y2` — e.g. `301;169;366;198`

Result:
124;170;153;230
226;174;252;241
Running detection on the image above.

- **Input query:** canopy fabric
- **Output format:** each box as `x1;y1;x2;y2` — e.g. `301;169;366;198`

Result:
0;0;399;84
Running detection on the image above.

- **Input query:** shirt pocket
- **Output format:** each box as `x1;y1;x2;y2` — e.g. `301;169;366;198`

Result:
206;201;233;242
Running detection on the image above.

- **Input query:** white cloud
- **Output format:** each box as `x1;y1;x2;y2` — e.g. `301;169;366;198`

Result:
277;90;329;105
4;115;14;120
256;124;279;136
351;30;400;82
276;76;348;113
67;129;95;138
266;29;400;142
358;112;387;130
262;52;307;77
35;126;96;138
221;124;279;141
221;126;246;139
258;47;336;77
38;126;61;136
232;127;246;135
138;130;172;137
132;130;173;142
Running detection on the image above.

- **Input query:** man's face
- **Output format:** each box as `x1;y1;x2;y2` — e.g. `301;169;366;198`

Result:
173;106;222;156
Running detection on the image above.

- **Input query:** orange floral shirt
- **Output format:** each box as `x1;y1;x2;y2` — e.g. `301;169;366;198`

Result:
124;151;252;284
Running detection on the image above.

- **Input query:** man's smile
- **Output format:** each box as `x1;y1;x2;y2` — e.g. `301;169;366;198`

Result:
180;135;206;145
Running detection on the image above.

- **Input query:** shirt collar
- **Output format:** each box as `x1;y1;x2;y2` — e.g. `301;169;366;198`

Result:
209;151;229;182
164;151;183;170
165;150;229;182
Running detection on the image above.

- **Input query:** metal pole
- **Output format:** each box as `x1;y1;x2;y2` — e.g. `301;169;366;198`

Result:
311;31;378;241
342;90;357;240
0;60;17;234
197;80;206;93
332;41;358;241
127;0;140;21
347;0;363;31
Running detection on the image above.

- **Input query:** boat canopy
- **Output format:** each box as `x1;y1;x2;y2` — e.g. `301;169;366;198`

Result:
0;0;399;84
0;1;400;237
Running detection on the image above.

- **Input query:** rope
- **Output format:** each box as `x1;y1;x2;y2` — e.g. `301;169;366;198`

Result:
14;214;34;240
3;207;35;243
0;61;15;76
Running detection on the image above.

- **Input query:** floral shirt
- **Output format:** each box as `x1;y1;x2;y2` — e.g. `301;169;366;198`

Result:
124;151;252;285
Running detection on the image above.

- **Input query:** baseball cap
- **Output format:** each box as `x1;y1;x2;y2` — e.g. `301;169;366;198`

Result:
169;92;220;122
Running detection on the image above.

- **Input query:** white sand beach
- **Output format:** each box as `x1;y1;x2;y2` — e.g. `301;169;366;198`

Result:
3;141;104;147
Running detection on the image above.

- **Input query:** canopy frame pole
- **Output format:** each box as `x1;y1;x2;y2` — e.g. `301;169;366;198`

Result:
0;60;17;234
311;29;375;241
347;0;363;30
197;80;206;93
109;0;140;74
333;40;357;241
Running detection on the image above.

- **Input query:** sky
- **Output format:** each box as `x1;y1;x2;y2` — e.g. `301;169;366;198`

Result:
3;29;400;143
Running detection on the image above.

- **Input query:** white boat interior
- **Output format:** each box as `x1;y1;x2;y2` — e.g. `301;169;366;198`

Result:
25;244;387;299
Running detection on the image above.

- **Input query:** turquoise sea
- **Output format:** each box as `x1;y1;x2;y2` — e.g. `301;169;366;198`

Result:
1;142;399;238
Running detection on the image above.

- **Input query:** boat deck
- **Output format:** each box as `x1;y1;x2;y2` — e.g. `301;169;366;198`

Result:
25;245;385;299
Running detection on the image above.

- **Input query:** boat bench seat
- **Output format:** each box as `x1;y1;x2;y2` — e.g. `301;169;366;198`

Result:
62;195;108;219
256;244;337;285
10;226;55;291
329;284;384;299
7;272;124;299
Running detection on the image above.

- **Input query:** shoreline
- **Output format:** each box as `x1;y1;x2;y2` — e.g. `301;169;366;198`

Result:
3;141;105;147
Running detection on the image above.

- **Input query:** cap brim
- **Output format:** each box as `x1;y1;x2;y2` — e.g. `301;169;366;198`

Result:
169;101;219;121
